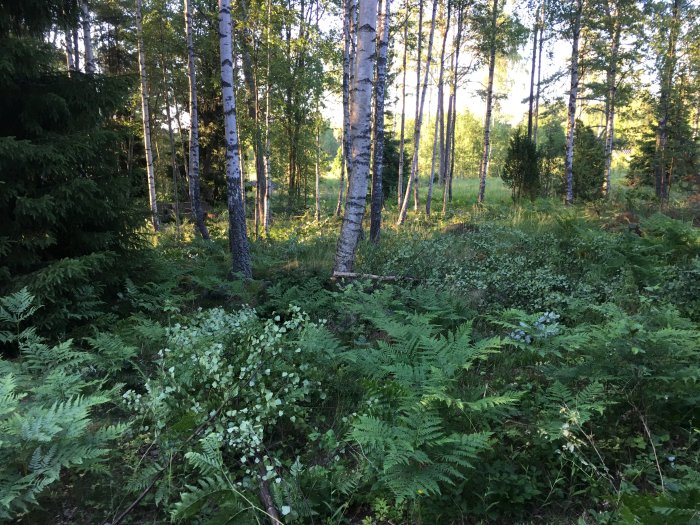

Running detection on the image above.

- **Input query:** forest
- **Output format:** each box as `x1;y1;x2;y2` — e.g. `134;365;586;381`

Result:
1;0;700;523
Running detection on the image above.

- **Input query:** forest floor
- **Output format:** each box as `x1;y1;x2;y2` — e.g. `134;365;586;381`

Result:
11;176;700;524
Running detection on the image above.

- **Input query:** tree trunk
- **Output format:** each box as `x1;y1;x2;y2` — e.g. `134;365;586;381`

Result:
398;0;438;225
219;0;252;278
264;0;272;235
427;0;450;216
477;0;499;204
412;0;424;212
654;0;680;201
602;1;620;198
65;30;75;71
338;0;354;217
315;122;321;222
564;0;583;205
527;10;539;140
396;0;409;209
136;0;159;231
73;29;80;71
81;1;96;74
163;80;182;239
443;3;462;213
185;0;210;239
333;0;378;273
237;2;267;239
369;0;391;243
533;1;545;144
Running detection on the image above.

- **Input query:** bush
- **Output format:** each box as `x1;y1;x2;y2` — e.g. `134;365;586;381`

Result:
502;127;540;200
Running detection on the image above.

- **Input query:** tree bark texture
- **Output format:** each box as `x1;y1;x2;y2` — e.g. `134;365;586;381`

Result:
369;0;391;243
602;1;620;197
654;0;680;201
219;0;252;278
334;0;378;273
136;0;160;231
185;0;210;239
81;1;96;74
564;0;583;205
426;0;450;216
396;0;409;209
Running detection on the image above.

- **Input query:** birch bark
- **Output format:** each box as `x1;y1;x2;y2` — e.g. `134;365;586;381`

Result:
369;0;391;243
81;1;96;74
564;0;583;205
184;0;210;238
333;0;378;273
136;0;159;231
398;0;439;225
477;0;499;204
219;0;252;278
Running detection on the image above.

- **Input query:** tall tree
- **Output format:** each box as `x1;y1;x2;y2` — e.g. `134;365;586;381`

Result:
396;0;409;209
443;1;464;213
564;0;584;205
219;0;252;277
184;0;210;239
369;0;391;243
527;1;541;140
654;0;681;201
136;0;159;231
601;0;623;197
398;0;439;225
334;0;378;273
337;0;353;216
81;1;96;74
426;0;451;215
477;0;500;204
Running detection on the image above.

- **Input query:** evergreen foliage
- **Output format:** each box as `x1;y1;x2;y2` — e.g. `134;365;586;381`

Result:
502;127;540;200
0;1;141;330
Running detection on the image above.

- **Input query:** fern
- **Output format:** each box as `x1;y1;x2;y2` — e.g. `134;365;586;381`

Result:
342;294;512;502
0;289;126;519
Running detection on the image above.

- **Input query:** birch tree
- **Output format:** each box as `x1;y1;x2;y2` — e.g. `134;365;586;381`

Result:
369;0;391;243
396;0;410;209
184;0;210;239
426;0;451;216
136;0;159;231
564;0;584;205
333;0;378;273
81;1;95;75
398;0;439;225
477;0;500;204
337;0;354;216
219;0;252;278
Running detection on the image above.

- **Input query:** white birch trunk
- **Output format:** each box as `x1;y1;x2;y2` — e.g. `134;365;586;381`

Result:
398;0;438;225
602;1;620;197
65;30;75;71
369;0;391;242
184;0;210;239
477;0;499;204
81;1;96;74
219;0;252;278
264;0;272;235
333;0;378;273
315;123;321;222
564;0;583;205
396;0;409;209
136;0;159;231
427;1;450;215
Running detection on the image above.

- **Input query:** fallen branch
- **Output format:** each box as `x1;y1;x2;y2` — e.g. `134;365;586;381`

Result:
331;271;419;282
